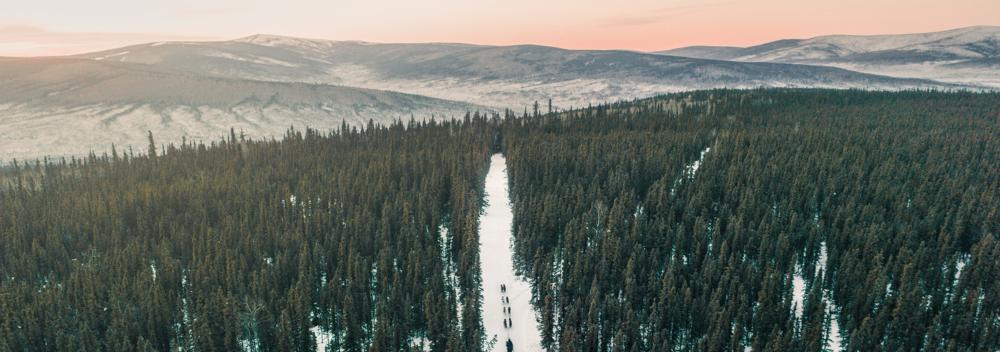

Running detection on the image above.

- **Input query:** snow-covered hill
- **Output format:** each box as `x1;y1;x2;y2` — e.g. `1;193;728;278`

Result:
2;29;984;161
76;35;957;109
658;26;1000;87
0;58;478;161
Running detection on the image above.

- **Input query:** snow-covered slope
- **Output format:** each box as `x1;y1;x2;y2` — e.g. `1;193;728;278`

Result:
0;57;478;161
3;30;983;160
76;36;958;109
658;26;1000;87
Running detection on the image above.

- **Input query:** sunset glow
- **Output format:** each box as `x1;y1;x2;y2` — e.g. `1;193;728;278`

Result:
1;0;998;56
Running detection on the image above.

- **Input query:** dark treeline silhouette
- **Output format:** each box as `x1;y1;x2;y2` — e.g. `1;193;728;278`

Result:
501;89;999;351
0;116;493;351
0;89;997;351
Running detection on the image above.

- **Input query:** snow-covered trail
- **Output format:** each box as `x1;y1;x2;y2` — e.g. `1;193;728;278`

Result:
479;154;543;352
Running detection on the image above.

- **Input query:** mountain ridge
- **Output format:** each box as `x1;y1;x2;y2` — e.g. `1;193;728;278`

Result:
74;36;963;109
3;27;993;160
656;26;1000;87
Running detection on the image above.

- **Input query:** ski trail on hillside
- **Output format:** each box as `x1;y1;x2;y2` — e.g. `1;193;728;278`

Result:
479;154;543;352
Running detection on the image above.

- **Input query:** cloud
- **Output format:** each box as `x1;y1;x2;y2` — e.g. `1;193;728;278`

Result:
597;1;737;28
0;25;216;56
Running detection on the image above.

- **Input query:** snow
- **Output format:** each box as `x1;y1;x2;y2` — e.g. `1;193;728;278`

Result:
204;51;300;68
975;290;986;322
792;267;806;320
819;61;1000;88
238;338;259;352
408;336;432;352
826;311;843;352
92;51;129;61
235;34;336;51
326;64;665;110
436;224;465;329
0;98;469;162
816;242;843;352
790;242;843;351
311;325;334;352
699;26;1000;88
741;26;1000;62
954;255;970;283
670;146;712;196
816;242;828;277
478;154;543;352
687;147;712;176
0;59;476;162
807;26;1000;55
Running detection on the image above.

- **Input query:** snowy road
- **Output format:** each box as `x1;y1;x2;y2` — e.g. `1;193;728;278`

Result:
479;154;543;352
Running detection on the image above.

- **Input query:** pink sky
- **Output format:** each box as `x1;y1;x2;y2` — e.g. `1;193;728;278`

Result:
1;0;998;56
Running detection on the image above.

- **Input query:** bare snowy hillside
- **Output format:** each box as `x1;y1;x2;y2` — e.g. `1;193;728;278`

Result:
77;36;958;109
0;58;478;161
3;28;987;161
658;26;1000;87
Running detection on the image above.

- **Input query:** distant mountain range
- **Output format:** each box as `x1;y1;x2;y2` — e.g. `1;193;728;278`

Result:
657;26;1000;87
1;26;995;160
77;35;954;108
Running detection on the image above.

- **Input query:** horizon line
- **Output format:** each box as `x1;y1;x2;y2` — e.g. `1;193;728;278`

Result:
1;24;997;58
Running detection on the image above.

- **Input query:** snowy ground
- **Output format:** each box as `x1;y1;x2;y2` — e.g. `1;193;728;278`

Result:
479;154;543;352
310;326;333;352
671;146;712;196
790;242;843;352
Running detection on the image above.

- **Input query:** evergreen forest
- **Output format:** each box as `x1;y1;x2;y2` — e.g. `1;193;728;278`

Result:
1;89;997;351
